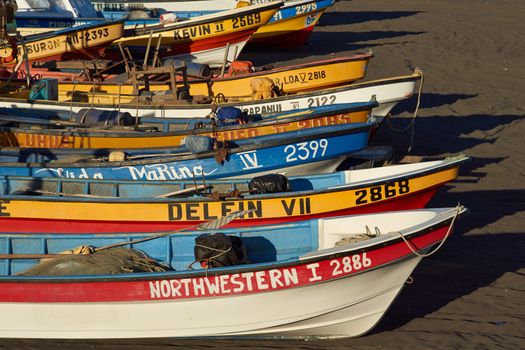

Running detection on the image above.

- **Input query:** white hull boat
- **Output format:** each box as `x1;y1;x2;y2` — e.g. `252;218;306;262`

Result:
0;207;465;339
167;39;249;67
0;71;422;119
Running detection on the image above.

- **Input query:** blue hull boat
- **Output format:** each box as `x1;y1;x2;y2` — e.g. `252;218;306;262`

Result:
16;0;334;31
0;122;373;180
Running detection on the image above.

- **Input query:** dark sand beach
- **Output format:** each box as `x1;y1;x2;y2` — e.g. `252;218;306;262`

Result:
2;0;524;348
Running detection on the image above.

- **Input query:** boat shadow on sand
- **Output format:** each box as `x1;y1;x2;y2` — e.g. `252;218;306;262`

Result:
364;108;524;334
242;9;424;60
368;189;525;335
368;235;525;336
241;29;424;58
317;10;422;27
374;112;522;157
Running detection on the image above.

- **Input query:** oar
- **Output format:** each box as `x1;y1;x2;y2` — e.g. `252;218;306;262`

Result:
19;184;212;199
0;210;254;260
0;254;67;259
95;209;254;252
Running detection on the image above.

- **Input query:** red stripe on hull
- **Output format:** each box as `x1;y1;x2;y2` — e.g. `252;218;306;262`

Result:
0;224;450;302
0;187;441;234
169;29;255;55
103;29;255;61
247;26;315;50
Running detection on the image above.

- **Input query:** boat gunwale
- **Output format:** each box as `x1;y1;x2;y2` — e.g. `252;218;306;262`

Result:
122;0;284;36
193;52;373;83
55;52;374;86
22;19;125;44
0;101;376;138
275;0;334;11
0;122;374;167
0;156;467;202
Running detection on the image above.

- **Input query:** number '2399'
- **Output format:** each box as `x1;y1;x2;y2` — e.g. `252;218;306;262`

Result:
284;139;328;162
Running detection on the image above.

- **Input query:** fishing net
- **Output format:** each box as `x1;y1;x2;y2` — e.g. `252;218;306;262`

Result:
185;135;216;153
17;247;173;276
335;233;378;246
250;77;279;100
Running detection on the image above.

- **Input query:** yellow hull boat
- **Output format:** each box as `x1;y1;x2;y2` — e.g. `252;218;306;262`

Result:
249;0;335;47
2;20;124;66
0;156;466;232
54;53;372;103
0;101;374;148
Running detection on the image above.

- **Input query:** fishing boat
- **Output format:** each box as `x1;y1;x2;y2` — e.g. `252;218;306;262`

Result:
0;121;373;180
47;53;373;100
17;0;333;48
18;52;371;101
92;0;239;18
0;101;376;149
0;71;422;119
14;0;104;34
1;19;125;66
14;0;178;34
14;0;245;34
112;1;283;67
16;0;331;48
248;0;334;48
0;207;466;338
0;156;467;233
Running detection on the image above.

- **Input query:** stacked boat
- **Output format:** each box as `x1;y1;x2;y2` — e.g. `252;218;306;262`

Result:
0;0;467;340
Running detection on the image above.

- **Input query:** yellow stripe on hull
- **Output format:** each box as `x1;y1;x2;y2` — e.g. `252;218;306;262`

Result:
207;53;368;96
115;7;278;47
1;110;369;148
251;9;324;40
1;168;459;222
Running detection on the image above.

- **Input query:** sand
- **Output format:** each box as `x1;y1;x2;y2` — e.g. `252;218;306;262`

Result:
2;0;524;348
